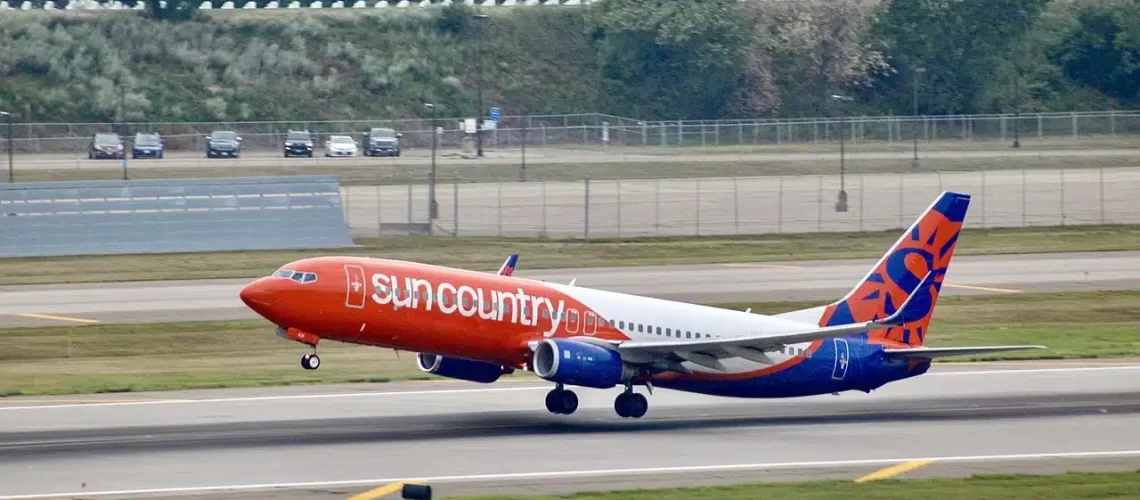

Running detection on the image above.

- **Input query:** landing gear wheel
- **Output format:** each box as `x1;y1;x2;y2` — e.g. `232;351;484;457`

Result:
545;388;578;415
615;392;648;418
301;353;321;370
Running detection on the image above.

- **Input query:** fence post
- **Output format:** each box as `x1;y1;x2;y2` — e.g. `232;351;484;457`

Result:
733;177;740;234
777;175;784;234
617;179;622;237
695;178;701;236
1060;167;1066;226
453;173;459;237
584;176;591;239
1037;115;1043;139
1099;166;1105;224
1026;170;1035;228
655;175;661;235
980;170;986;228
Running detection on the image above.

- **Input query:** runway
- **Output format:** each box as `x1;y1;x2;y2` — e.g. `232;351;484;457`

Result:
1;362;1139;499
2;251;1138;327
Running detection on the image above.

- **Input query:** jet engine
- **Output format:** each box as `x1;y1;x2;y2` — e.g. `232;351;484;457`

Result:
532;338;633;389
416;353;504;384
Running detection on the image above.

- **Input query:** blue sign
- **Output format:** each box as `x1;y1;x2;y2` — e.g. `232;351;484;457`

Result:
489;107;500;122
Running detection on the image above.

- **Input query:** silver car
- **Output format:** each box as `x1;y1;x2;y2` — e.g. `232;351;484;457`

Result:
324;135;358;157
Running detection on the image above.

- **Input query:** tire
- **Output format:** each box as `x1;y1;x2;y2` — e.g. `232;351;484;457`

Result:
401;483;432;500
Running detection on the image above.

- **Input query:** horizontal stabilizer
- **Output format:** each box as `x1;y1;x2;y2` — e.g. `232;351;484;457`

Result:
883;345;1046;359
497;254;519;276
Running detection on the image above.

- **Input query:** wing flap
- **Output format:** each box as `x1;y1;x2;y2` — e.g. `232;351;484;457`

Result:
883;345;1046;359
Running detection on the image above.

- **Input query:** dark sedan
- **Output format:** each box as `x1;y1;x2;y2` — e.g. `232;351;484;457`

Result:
131;132;164;159
206;130;242;158
88;133;125;160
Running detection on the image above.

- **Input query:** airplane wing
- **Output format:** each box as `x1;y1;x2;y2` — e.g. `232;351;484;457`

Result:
614;272;939;371
497;254;519;276
882;345;1046;359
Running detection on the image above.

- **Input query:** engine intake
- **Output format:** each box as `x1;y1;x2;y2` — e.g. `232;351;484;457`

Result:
416;353;504;384
532;338;630;389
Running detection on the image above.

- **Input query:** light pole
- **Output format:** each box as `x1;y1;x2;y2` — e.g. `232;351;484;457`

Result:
519;74;534;182
473;14;490;158
1;111;12;183
912;67;925;169
425;103;439;220
830;94;853;212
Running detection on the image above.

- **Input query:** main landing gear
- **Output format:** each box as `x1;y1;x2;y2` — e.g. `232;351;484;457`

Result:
545;384;579;415
543;383;650;419
614;385;648;419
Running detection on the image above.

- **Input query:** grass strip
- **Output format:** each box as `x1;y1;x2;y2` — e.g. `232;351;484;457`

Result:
450;471;1140;500
4;224;1140;286
1;291;1136;396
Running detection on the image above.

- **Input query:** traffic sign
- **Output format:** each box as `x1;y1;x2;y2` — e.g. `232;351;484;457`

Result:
489;107;500;122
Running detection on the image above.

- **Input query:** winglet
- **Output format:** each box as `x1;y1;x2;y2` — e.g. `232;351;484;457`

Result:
497;254;519;276
878;271;936;326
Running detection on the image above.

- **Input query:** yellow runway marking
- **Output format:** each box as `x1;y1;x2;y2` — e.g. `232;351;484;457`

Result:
13;313;100;324
855;460;932;483
0;399;157;405
721;263;805;270
345;480;422;500
943;283;1021;293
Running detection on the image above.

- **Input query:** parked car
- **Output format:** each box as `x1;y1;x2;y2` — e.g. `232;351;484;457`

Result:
283;130;314;158
88;133;125;160
131;132;164;159
205;130;242;158
324;135;358;157
361;127;401;157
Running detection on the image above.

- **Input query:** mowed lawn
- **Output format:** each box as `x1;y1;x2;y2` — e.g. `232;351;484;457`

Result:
3;224;1140;286
1;291;1136;396
450;471;1140;500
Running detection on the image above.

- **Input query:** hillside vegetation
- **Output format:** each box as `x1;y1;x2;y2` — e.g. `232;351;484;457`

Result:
0;0;1137;124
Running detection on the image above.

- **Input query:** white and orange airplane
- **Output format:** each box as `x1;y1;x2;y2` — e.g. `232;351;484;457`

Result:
240;191;1044;418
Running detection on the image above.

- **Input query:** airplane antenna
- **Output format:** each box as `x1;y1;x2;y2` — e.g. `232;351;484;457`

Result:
745;308;752;313
568;278;577;286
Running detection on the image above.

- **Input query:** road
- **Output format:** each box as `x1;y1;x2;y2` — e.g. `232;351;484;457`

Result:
343;166;1140;238
1;251;1137;327
1;361;1138;499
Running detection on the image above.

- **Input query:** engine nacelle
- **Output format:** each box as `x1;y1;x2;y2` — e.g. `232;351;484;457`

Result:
532;338;631;389
416;353;503;384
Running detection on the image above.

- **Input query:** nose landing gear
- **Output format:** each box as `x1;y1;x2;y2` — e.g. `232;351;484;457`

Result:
301;352;321;370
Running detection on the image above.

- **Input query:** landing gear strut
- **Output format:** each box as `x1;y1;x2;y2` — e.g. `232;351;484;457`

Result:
545;384;578;415
614;383;648;419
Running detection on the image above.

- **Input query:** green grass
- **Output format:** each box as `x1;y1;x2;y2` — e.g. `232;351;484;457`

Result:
451;471;1140;500
17;153;1140;185
1;290;1136;396
4;224;1140;286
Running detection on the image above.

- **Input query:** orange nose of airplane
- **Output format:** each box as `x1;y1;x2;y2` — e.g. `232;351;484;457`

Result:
239;277;277;317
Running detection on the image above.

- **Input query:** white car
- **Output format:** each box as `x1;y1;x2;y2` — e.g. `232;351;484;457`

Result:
324;135;358;157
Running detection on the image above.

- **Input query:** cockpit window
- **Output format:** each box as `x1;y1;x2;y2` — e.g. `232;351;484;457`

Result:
272;269;317;283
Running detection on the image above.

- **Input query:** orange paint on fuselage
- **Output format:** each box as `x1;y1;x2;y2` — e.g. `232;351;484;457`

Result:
240;257;629;367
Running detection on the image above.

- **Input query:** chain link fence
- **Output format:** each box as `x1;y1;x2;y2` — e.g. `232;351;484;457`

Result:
341;166;1140;238
4;111;1139;155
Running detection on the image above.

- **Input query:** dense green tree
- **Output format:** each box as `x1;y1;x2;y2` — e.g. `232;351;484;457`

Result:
862;0;1051;115
588;0;750;119
1049;0;1140;105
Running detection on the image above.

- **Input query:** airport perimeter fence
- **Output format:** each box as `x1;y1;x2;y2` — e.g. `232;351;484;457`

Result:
339;166;1140;239
4;110;1139;155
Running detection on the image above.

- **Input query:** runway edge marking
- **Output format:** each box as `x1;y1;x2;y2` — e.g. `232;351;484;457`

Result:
4;450;1140;500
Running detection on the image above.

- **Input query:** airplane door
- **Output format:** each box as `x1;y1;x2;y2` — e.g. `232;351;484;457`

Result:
831;338;850;381
345;265;366;309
